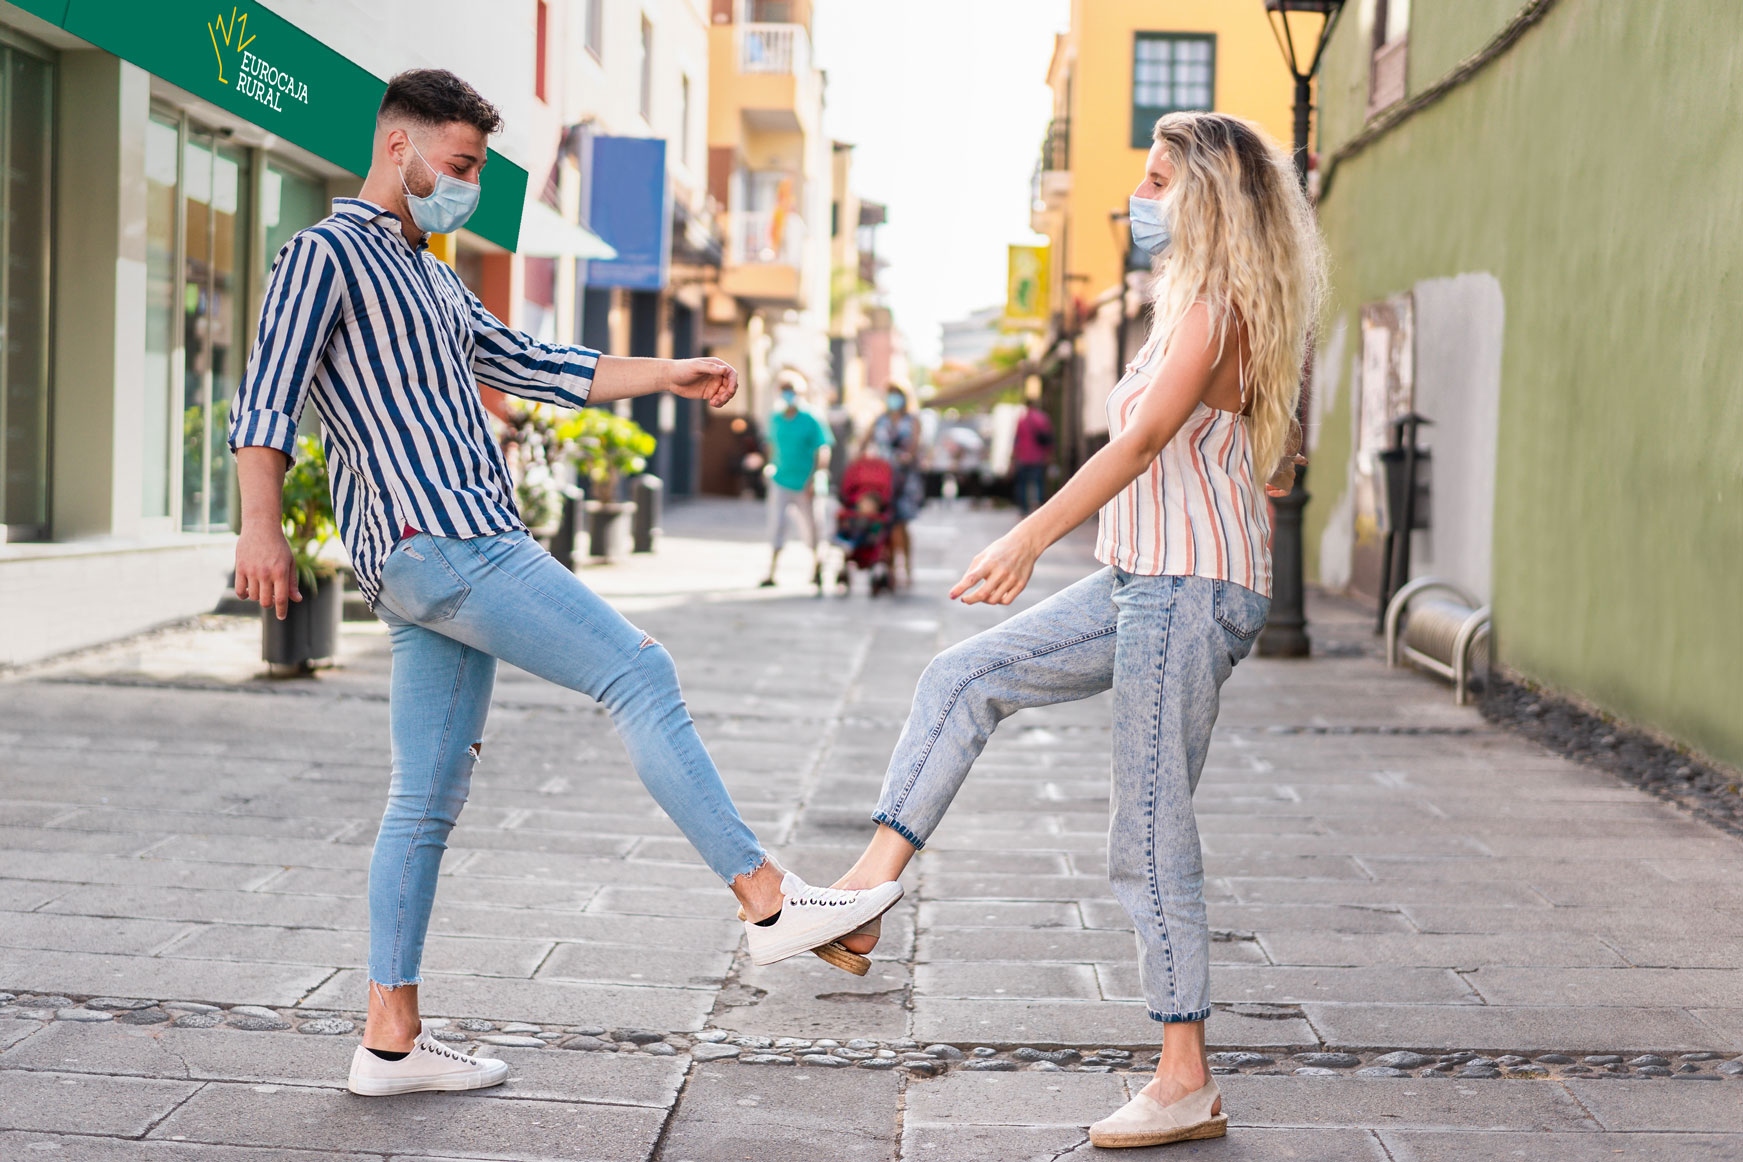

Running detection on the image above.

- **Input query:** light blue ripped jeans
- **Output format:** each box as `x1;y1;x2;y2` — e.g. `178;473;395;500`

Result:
873;568;1269;1023
369;529;766;987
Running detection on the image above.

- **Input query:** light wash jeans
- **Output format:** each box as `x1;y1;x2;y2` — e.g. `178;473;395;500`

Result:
873;568;1269;1022
368;529;766;987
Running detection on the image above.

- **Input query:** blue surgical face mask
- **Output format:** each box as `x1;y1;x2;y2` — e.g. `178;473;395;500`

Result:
886;392;905;411
1128;193;1172;257
780;389;797;409
400;138;481;236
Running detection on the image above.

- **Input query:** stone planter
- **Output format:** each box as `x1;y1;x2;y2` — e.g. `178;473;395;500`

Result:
585;499;636;562
261;573;343;672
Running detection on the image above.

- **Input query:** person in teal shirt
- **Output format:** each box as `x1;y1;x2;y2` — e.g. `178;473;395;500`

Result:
762;373;833;588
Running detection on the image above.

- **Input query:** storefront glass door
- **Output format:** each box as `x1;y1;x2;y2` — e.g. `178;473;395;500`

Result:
179;131;251;533
0;36;54;540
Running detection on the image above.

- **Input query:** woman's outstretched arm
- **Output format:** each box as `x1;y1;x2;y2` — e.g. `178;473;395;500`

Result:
952;303;1222;606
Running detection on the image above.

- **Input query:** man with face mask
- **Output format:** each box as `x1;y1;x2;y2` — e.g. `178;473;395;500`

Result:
761;371;833;588
227;70;901;1098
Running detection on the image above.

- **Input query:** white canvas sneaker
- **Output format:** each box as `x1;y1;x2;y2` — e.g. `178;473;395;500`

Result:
743;872;903;966
347;1026;510;1096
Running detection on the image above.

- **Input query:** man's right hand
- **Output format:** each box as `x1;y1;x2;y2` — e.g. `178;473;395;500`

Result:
235;525;301;620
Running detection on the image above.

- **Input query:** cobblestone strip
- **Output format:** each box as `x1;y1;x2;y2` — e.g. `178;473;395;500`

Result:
5;991;1740;1084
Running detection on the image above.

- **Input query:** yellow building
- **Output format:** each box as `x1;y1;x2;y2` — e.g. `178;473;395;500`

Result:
1031;0;1297;459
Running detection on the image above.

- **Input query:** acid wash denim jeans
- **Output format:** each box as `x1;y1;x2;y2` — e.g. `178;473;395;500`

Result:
368;529;766;987
873;568;1269;1023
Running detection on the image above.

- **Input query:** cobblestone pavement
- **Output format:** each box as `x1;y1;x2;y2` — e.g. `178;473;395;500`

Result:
2;498;1740;1160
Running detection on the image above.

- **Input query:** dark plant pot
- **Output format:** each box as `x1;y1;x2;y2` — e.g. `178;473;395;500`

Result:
585;500;636;561
262;574;343;670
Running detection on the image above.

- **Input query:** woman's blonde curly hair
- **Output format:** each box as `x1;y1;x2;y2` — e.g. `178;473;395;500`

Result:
1146;111;1328;481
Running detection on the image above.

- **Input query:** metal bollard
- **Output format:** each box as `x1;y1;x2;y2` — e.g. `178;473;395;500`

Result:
632;475;663;553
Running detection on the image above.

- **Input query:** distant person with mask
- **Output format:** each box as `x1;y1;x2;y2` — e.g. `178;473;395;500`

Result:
761;372;833;588
226;70;900;1099
861;383;923;588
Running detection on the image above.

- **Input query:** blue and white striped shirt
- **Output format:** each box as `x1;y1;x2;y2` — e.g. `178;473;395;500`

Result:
227;198;599;607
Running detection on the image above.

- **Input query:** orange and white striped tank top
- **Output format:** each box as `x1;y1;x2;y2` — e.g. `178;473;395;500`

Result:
1093;330;1273;597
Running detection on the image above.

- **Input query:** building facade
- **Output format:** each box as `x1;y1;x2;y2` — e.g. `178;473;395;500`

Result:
1306;0;1743;768
1028;0;1295;464
0;0;614;666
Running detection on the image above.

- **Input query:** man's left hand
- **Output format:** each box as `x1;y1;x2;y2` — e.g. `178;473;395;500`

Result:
669;358;739;408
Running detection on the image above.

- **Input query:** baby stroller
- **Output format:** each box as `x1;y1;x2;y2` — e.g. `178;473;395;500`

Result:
833;457;896;595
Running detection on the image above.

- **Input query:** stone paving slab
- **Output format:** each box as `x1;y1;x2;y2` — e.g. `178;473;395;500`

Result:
150;1081;665;1160
911;998;1318;1050
1563;1078;1743;1132
0;948;333;1007
656;1063;898;1162
1203;1074;1596;1131
1380;1131;1743;1162
0;1132;381;1161
0;1068;201;1135
1300;1002;1734;1054
302;969;715;1031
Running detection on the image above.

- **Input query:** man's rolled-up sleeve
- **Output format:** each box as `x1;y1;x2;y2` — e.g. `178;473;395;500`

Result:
228;234;340;457
466;287;599;410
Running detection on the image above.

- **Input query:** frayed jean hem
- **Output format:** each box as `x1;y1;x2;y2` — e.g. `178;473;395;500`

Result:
1148;1007;1213;1024
370;975;424;990
720;849;772;886
871;813;926;851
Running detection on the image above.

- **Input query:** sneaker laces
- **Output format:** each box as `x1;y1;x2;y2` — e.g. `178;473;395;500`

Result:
789;883;862;908
416;1035;480;1065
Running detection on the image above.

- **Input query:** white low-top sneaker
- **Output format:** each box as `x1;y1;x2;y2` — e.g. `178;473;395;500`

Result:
347;1026;510;1096
744;872;903;966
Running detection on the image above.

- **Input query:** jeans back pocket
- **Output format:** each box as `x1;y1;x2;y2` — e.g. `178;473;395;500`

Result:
379;535;472;623
1212;580;1270;646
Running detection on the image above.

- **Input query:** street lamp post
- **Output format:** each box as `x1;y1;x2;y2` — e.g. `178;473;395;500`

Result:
1258;0;1345;658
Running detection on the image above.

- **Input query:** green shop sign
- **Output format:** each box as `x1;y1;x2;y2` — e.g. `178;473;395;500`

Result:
17;0;526;249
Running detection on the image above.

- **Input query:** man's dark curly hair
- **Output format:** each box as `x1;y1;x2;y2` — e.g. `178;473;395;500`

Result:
377;69;503;136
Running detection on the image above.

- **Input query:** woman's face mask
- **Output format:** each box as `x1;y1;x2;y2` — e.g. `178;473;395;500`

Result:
1128;193;1173;258
886;392;905;412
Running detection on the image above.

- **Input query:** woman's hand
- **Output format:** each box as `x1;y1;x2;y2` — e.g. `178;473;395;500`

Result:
1266;453;1308;498
950;529;1042;606
668;357;739;408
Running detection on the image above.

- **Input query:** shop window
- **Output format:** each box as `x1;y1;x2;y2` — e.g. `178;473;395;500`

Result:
1369;0;1409;114
586;0;604;60
146;107;327;535
639;16;654;121
0;37;54;540
1131;33;1214;149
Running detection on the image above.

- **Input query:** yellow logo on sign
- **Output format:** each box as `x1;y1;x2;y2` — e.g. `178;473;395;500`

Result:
209;7;256;86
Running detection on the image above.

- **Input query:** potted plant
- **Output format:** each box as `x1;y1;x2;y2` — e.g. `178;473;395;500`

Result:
558;408;656;561
263;434;343;673
500;401;572;551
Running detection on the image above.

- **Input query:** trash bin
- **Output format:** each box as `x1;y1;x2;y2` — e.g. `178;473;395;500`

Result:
632;474;663;554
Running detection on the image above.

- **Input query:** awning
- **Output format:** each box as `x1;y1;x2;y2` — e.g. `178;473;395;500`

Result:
518;200;618;260
14;0;530;251
926;361;1038;409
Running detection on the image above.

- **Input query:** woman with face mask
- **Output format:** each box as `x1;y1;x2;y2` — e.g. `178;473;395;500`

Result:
827;113;1326;1149
860;383;923;588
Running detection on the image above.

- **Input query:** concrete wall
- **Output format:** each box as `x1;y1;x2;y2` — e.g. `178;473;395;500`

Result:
1308;0;1743;767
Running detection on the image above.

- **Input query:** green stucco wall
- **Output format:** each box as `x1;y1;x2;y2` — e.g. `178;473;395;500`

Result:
1308;0;1743;767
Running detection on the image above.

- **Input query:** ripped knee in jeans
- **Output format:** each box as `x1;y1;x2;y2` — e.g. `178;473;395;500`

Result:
637;633;657;651
467;741;483;762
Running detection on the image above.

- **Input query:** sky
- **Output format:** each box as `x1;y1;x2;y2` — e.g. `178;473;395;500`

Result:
811;0;1071;370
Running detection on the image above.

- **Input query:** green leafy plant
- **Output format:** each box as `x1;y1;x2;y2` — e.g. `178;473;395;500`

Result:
281;434;338;592
557;407;657;498
501;400;571;532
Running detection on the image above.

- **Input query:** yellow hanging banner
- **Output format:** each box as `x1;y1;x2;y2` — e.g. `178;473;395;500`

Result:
1005;244;1050;328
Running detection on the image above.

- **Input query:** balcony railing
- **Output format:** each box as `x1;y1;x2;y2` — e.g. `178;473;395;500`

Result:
740;23;811;76
1040;118;1070;172
730;209;807;267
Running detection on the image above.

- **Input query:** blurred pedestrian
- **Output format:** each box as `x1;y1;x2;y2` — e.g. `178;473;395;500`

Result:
762;372;833;588
1011;391;1054;514
860;382;923;588
824;112;1322;1150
